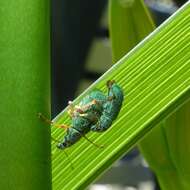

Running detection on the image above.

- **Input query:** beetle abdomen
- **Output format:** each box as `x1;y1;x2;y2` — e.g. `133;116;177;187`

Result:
90;115;112;132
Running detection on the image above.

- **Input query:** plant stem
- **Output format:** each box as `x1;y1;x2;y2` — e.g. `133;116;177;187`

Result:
0;0;51;189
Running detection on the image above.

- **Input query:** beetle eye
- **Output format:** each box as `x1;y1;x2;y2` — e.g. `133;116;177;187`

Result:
57;143;67;149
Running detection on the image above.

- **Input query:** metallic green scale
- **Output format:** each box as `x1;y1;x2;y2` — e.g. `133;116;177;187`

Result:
57;90;106;149
78;89;106;120
90;82;124;132
57;81;123;150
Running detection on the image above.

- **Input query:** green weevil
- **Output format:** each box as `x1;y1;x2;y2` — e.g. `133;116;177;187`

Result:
55;89;107;149
90;80;124;132
39;80;123;150
38;89;106;149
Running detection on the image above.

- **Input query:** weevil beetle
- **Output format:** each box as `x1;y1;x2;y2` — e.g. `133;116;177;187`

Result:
39;80;123;150
90;80;124;132
39;90;106;150
56;89;107;149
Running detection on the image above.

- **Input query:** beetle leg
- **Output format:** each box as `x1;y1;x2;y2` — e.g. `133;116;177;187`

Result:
67;101;88;116
106;80;117;101
107;95;116;101
38;113;70;130
78;113;99;124
57;124;70;130
38;112;53;124
68;99;101;118
68;101;85;116
67;101;75;117
90;121;103;132
106;80;115;88
82;134;104;148
78;113;89;117
70;99;100;114
79;99;100;112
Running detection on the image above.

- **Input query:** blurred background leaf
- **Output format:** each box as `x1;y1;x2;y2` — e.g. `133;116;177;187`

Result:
109;0;155;62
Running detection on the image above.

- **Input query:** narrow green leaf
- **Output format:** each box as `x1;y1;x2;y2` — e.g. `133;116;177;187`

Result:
52;2;190;190
0;1;51;190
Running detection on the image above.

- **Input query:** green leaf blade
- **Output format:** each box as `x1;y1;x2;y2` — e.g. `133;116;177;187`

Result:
52;2;190;190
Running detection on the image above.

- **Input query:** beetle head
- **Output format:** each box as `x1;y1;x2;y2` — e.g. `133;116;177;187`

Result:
57;142;67;150
106;80;115;88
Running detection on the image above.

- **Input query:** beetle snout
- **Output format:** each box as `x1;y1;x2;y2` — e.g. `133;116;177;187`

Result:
57;143;66;150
